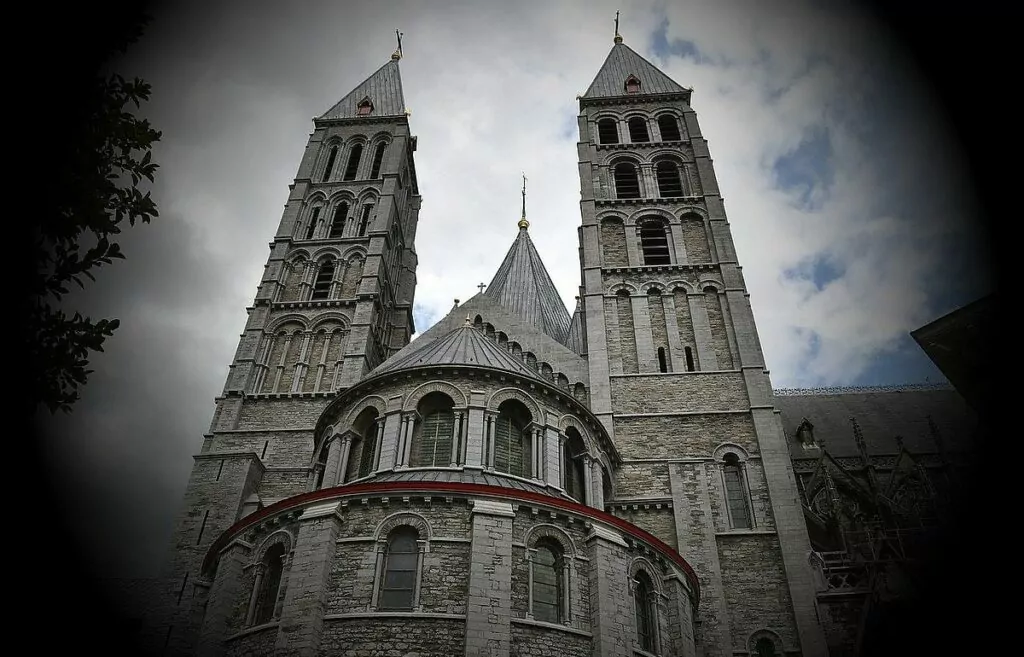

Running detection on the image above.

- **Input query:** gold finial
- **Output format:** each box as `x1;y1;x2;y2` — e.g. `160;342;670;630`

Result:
614;10;623;43
392;29;404;60
518;173;529;229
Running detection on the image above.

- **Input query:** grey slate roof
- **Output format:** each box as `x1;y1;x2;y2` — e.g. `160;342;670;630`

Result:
774;387;977;460
583;42;689;99
356;468;573;500
485;226;572;345
372;319;545;381
319;58;406;120
565;297;587;356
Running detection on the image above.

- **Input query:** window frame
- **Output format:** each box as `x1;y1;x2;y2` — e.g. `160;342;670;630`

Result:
721;452;754;530
375;526;422;611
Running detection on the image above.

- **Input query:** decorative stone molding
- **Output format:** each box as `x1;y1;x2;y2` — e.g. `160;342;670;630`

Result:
373;511;432;542
523;522;579;558
402;379;468;411
586;523;627;547
469;498;515;517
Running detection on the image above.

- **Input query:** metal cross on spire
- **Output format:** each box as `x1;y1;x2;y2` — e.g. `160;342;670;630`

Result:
518;172;529;229
478;283;486;294
614;10;623;43
396;29;404;56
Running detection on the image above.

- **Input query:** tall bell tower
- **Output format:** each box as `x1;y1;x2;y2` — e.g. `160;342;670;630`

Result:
576;28;829;657
151;47;422;655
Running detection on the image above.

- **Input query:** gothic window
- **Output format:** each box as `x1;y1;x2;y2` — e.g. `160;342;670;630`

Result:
351;408;380;479
602;468;613;505
657;114;682;141
723;453;752;529
563;427;587;504
656;160;684;197
625;75;641;94
358;204;373;235
628;117;650;142
343;143;363;181
410;392;456;467
684;346;695;372
493;400;531;478
378;526;419;610
357;97;373;116
633;570;656;652
310;260;335;300
640;221;671;265
598;118;619;144
329;202;348;238
322;145;339;182
531;539;564;623
370;142;387;179
304;206;322;240
613;162;641;199
252;542;285;626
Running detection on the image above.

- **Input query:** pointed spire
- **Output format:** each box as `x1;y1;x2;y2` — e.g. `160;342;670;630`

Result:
583;39;688;99
614;10;623;44
518;173;529;230
319;49;406;120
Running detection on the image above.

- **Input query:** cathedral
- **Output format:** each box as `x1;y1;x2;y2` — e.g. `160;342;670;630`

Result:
140;31;979;657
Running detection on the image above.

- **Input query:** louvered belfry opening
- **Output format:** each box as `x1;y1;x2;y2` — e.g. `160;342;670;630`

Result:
640;221;671;265
311;260;335;300
343;143;363;181
598;118;619;144
628;117;649;142
656;160;684;197
614;162;641;199
493;399;532;478
411;392;456;467
658;114;682;141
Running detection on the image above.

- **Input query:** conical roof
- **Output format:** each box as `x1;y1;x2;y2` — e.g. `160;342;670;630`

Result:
566;297;587;356
485;226;571;345
319;58;406;120
372;319;544;381
583;42;688;99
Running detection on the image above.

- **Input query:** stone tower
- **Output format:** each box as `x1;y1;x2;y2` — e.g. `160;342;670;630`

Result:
151;49;422;655
575;33;828;656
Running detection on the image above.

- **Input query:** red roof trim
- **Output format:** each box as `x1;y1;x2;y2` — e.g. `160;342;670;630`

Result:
201;480;700;601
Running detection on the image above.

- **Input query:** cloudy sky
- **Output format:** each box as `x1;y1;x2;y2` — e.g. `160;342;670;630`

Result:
38;0;992;580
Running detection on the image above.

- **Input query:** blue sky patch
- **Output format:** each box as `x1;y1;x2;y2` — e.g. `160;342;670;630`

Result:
850;334;948;387
650;18;703;62
413;303;442;336
783;253;845;291
772;128;834;210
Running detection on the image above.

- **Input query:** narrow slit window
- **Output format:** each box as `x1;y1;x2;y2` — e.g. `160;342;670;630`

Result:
379;527;418;610
531;542;563;623
343;143;363;181
304;207;321;240
598;118;618;144
613;162;641;199
329;202;348;238
640;223;671;265
628;117;649;142
252;543;285;625
658;347;668;373
656;160;684;197
723;454;752;528
322;146;338;182
370;142;387;179
685;346;695;372
658;115;682;141
358;204;373;235
634;571;655;652
310;261;335;300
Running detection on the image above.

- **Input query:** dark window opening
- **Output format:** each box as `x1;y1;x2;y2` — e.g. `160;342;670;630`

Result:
532;542;562;623
494;401;531;478
322;146;338;182
343;143;363;181
357;98;373;116
625;76;641;94
628;117;649;142
304;207;321;240
370;142;387;179
658;115;682;141
634;571;655;652
411;393;456;467
253;543;285;625
755;638;777;657
656;160;684;197
329;202;348;238
685;346;695;372
598;118;618;144
379;527;418;610
640;224;671;265
311;261;335;300
724;453;752;528
657;347;668;373
358;204;373;235
614;162;641;199
563;427;587;504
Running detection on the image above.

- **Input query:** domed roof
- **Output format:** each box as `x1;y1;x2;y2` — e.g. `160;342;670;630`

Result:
372;318;545;381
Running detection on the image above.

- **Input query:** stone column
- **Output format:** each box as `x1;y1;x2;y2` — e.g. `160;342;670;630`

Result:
196;540;250;657
669;222;688;264
625;226;641;267
631;294;658;373
590;460;605;511
337;435;353;485
661;293;686;372
273;502;344;656
640;163;656;198
464;391;487;469
587;524;633;657
449;410;465;466
582;455;594;506
464;499;515;657
544;423;562;491
688;294;718;371
375;398;404;472
321;436;342;490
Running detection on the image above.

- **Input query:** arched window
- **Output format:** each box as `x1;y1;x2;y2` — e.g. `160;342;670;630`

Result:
658;114;682;141
358;203;373;235
357;98;373;116
329;202;348;238
563;427;587;504
625;75;641;94
656;160;684;197
602;468;613;505
314;441;329;489
531;539;564;623
369;142;387;179
628;117;649;142
411;393;456;467
493;400;531;478
349;408;380;480
304;206;322;240
310;260;335;300
343;143;363;181
252;543;285;626
597;118;619;144
754;637;778;657
613;162;641;199
378;526;419;610
633;570;656;652
640;222;671;265
723;453;752;529
322;145;338;182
